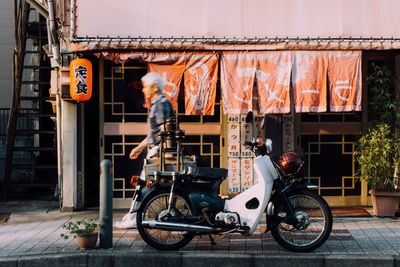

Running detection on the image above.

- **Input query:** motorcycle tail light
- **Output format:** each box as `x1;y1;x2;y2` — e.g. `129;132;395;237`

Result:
146;180;152;188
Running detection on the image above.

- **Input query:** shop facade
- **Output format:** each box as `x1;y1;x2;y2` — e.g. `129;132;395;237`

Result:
50;0;400;210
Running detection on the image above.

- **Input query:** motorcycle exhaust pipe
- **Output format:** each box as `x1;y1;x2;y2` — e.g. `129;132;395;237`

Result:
141;220;215;233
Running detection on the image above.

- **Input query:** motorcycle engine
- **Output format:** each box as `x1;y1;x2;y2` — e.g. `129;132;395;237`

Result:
215;212;240;226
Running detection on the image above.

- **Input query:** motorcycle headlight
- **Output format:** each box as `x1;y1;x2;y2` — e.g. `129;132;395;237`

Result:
278;151;304;177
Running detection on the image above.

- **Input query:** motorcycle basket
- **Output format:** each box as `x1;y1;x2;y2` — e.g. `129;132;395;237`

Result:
277;151;305;179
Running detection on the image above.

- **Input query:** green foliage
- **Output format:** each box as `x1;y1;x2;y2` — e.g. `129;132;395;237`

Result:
357;62;400;192
60;218;98;240
367;63;397;125
356;124;400;192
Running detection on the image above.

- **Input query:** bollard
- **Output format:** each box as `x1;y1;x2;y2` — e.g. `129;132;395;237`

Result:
100;159;113;248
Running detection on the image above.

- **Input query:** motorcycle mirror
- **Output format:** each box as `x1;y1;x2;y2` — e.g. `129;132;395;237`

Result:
245;111;253;123
265;139;273;154
259;117;265;129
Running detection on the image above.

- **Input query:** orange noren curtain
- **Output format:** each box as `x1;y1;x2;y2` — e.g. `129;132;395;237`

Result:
184;53;218;115
148;58;185;111
328;51;362;112
256;52;291;114
292;51;328;113
221;53;257;114
95;50;362;115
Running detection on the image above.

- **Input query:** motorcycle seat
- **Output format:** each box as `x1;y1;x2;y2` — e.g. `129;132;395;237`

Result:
187;166;228;180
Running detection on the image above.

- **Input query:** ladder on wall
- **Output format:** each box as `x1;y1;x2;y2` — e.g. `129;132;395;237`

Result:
3;0;57;200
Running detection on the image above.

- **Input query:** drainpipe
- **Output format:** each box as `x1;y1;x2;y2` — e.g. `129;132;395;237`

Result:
70;0;76;40
47;0;59;62
47;0;62;208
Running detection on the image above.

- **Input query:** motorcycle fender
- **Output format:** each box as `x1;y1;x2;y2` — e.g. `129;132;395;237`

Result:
266;182;316;232
131;185;153;213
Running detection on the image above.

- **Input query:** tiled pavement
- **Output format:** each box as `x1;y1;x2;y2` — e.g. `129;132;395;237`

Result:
0;210;400;256
0;203;400;266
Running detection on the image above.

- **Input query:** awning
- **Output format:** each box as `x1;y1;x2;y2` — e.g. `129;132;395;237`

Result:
97;51;361;115
72;37;400;52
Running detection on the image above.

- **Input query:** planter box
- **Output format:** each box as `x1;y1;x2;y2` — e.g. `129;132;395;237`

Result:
76;232;98;250
370;190;400;217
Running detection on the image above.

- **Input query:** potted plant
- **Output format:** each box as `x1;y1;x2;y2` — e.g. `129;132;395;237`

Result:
356;63;400;217
61;218;99;250
356;124;400;216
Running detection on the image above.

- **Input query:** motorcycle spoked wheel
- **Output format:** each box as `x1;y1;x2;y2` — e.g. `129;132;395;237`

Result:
137;191;195;251
270;190;333;252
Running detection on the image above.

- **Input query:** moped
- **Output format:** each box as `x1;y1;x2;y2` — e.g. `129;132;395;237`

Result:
130;115;332;252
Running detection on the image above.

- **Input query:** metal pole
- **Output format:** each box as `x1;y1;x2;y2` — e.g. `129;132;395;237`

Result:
100;159;113;248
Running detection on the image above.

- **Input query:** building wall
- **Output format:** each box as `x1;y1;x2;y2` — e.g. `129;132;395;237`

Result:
0;0;13;185
74;0;400;39
0;0;13;109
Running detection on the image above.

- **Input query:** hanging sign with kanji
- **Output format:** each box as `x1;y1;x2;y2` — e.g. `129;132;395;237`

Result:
227;114;241;193
240;115;253;158
70;58;92;102
240;157;253;192
227;158;241;194
227;115;241;158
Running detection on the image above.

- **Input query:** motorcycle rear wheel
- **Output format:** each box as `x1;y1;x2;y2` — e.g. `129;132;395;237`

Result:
270;190;332;252
137;191;195;251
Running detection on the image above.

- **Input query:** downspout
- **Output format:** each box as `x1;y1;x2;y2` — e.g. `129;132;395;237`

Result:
47;0;59;63
70;0;76;40
47;0;62;209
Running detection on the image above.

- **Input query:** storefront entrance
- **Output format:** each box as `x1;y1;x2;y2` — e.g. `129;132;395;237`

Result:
298;113;364;206
94;52;399;208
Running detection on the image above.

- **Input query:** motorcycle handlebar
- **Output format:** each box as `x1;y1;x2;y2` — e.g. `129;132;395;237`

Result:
244;141;260;149
244;141;255;147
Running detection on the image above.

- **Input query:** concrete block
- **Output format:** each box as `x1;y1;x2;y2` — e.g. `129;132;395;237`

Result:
0;256;18;267
113;252;182;267
325;255;395;267
182;253;253;267
254;254;324;267
88;251;112;266
394;256;400;267
17;253;88;267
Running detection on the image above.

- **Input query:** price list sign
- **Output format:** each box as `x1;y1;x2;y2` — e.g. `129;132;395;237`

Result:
226;114;266;193
227;115;241;193
240;157;253;192
240;115;253;158
253;116;265;139
239;115;254;191
282;114;294;151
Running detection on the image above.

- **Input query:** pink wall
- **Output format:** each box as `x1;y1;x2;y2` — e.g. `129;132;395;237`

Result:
74;0;400;39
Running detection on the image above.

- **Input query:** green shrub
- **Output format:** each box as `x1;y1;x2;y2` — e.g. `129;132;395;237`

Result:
356;124;400;191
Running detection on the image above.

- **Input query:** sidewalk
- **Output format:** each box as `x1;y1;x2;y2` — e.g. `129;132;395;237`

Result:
0;201;400;266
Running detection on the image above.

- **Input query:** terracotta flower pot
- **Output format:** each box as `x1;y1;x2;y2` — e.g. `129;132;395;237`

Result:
370;190;400;217
76;232;98;250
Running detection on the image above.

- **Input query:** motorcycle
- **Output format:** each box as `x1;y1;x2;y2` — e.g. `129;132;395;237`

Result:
130;116;332;252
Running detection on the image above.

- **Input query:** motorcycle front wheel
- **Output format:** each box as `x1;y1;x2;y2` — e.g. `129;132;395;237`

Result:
137;191;195;251
270;190;332;252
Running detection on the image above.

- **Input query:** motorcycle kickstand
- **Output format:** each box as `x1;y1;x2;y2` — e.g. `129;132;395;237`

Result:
208;234;216;245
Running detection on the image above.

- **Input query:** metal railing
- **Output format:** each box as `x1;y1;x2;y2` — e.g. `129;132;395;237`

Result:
0;109;10;137
0;108;38;135
25;0;48;17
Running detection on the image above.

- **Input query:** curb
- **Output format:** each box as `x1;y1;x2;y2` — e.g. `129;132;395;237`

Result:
0;252;399;267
